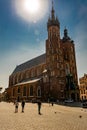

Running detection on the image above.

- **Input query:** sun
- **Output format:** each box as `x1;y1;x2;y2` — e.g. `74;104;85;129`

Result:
24;0;40;14
14;0;49;23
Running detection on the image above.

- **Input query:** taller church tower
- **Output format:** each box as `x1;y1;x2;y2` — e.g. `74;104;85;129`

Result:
46;2;65;99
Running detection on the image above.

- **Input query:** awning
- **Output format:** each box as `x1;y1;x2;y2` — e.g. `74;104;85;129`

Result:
14;78;41;86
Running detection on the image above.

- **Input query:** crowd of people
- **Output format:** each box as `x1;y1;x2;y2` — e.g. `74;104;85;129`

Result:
14;98;54;115
14;99;42;115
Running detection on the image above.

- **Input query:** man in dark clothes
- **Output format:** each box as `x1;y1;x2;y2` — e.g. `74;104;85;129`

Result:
21;99;25;113
37;100;42;115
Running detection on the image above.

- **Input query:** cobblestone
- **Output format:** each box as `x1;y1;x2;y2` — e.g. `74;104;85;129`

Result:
0;102;87;130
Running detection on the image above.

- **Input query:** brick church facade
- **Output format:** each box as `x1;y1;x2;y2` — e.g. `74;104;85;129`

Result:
6;3;79;102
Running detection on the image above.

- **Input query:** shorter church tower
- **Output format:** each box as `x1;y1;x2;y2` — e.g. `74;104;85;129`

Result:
62;28;79;100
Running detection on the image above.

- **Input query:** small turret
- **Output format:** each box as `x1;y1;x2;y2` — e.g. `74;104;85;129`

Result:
64;28;68;38
62;28;71;42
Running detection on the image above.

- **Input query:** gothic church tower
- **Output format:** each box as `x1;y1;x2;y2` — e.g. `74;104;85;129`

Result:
46;2;65;99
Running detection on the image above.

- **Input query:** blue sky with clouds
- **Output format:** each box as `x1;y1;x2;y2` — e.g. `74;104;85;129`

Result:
0;0;87;91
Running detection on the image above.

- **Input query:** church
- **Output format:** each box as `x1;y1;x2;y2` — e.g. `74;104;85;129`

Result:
6;3;79;102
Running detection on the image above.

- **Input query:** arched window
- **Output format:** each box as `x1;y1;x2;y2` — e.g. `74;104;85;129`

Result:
30;86;33;96
23;86;26;96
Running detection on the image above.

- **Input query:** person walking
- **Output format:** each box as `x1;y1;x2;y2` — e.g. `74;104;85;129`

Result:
37;100;42;115
15;100;19;113
51;102;54;106
21;99;25;113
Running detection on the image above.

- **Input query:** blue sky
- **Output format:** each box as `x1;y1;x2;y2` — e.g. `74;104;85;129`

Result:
0;0;87;91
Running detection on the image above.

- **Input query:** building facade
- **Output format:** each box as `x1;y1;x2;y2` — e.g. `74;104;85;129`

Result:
79;74;87;100
6;3;79;102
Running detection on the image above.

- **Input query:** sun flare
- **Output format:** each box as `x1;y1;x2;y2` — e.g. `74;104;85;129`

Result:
24;0;40;13
14;0;49;23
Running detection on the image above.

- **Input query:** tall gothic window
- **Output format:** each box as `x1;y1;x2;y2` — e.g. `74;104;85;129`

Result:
23;86;26;96
30;85;33;96
18;87;20;93
65;63;70;75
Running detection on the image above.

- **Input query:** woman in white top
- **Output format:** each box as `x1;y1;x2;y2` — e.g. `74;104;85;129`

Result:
15;100;19;113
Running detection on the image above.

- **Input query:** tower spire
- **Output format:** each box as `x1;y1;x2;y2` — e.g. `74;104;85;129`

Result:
51;0;55;20
52;0;54;10
47;1;60;30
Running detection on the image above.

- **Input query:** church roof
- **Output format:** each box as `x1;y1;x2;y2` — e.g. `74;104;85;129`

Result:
12;53;46;74
14;78;41;86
